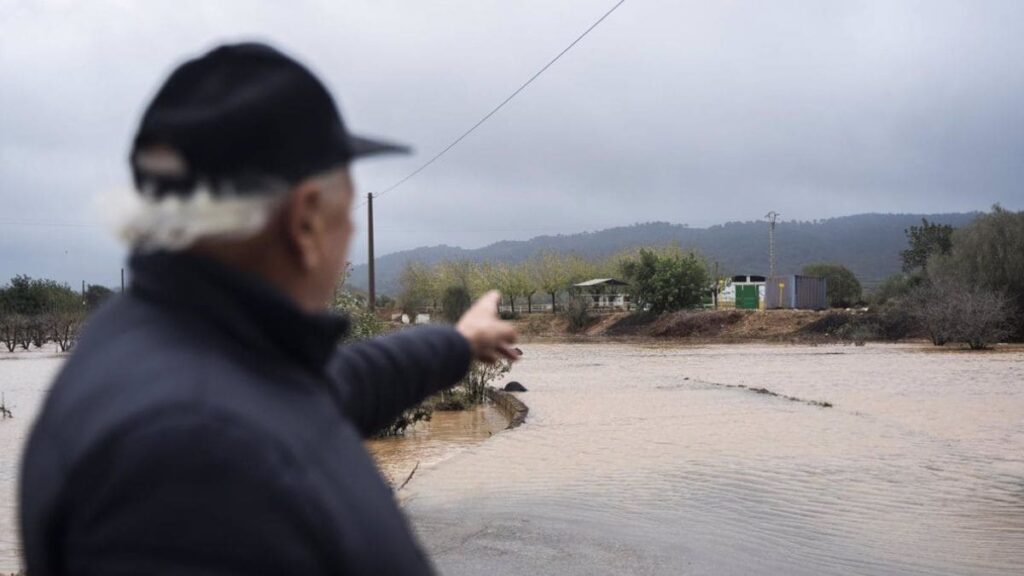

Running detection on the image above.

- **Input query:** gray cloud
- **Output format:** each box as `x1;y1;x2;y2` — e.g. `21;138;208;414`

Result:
2;0;1022;287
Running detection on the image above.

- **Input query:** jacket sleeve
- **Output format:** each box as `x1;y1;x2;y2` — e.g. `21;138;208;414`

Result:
61;411;339;576
327;325;472;437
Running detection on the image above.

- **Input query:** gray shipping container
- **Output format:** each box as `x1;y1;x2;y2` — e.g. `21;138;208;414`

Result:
764;275;828;310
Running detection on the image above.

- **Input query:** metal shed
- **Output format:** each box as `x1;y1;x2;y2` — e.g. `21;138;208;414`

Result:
765;275;828;310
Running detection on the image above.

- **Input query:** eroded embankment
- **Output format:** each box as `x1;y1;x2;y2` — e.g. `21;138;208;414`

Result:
485;387;529;428
513;308;929;344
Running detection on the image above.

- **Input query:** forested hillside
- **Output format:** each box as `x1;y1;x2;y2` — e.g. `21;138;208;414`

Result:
348;213;979;296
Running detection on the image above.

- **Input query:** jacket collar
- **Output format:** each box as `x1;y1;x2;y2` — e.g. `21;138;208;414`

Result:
129;251;349;374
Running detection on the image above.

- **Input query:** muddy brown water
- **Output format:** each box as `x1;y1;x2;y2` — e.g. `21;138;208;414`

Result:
2;343;1023;575
405;343;1024;576
0;348;507;572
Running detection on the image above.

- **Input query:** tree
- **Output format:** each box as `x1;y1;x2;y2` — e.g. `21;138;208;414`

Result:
565;254;598;285
518;261;539;313
492;263;531;314
436;260;476;292
869;273;923;307
910;269;1010;349
85;285;114;311
441;285;471;324
333;267;384;344
801;263;862;308
939;205;1024;338
45;283;87;351
0;276;86;352
901;218;954;273
397;261;439;313
534;252;570;314
618;248;708;313
0;287;17;352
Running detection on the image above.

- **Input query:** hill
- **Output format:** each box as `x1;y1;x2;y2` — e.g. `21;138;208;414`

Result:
348;212;979;296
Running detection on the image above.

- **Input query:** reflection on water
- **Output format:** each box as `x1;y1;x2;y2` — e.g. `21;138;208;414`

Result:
407;343;1024;576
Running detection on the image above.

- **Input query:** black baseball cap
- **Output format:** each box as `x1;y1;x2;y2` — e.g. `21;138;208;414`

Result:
131;42;409;197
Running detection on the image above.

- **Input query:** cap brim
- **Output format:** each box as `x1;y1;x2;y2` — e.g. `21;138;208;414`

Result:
348;134;412;160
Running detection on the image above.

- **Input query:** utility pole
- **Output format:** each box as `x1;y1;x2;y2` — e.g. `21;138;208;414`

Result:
367;192;376;310
120;268;125;293
766;211;779;279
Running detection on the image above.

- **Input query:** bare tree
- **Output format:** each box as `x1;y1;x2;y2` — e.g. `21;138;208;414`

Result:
911;274;1010;349
0;314;17;353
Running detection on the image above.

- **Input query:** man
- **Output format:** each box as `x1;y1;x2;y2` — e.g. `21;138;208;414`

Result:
20;42;518;575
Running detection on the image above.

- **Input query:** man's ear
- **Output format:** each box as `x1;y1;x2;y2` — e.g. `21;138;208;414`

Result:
283;181;325;271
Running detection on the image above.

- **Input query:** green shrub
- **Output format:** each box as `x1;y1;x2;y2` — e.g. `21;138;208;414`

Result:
441;285;471;324
801;263;862;308
563;297;592;333
618;247;708;313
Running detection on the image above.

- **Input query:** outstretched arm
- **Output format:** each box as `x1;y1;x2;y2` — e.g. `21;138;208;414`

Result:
328;291;518;437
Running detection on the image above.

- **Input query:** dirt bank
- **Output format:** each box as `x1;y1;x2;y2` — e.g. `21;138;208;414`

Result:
513;308;924;344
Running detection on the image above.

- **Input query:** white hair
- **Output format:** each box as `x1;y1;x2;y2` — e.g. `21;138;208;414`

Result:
120;146;290;252
119;183;289;252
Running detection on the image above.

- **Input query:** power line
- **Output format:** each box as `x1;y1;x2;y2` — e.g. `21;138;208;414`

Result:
0;220;104;229
357;0;628;209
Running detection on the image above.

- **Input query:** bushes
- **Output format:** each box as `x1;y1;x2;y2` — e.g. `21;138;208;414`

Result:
0;276;88;352
801;308;918;342
937;206;1024;339
802;263;862;307
434;357;513;410
909;275;1010;349
441;285;472;324
870;273;923;307
563;297;592;333
375;405;433;437
618;248;708;313
650;310;745;338
332;289;384;344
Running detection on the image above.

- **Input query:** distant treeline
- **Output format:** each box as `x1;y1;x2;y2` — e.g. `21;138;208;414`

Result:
0;276;112;352
397;206;1024;347
350;212;979;296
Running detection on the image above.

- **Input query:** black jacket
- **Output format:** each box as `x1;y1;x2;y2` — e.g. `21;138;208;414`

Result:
19;253;471;575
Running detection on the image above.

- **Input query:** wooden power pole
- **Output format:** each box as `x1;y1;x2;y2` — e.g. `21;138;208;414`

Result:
367;192;376;310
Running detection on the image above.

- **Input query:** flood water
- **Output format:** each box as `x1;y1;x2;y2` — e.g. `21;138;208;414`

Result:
367;404;509;487
0;348;64;572
0;348;508;572
1;343;1022;575
405;343;1024;576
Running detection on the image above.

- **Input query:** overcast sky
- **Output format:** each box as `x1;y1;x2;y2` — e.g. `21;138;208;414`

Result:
2;0;1023;287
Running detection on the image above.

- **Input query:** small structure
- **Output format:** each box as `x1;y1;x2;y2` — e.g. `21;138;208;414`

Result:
572;278;630;310
716;275;765;309
732;275;766;310
765;275;828;310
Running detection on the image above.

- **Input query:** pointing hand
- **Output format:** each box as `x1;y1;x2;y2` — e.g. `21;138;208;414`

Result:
455;291;520;364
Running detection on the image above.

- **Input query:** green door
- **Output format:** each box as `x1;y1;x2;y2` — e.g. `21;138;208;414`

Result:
736;284;759;309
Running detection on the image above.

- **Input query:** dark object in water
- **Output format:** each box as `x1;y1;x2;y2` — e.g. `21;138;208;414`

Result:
504;381;527;392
